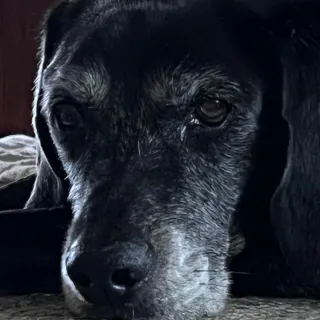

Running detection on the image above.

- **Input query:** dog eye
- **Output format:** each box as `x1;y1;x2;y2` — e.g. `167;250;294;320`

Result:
195;99;231;126
53;104;82;131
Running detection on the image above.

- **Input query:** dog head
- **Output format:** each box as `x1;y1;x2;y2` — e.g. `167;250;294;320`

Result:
26;0;283;319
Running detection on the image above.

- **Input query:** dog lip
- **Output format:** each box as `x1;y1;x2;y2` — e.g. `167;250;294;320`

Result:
91;305;137;320
62;255;89;304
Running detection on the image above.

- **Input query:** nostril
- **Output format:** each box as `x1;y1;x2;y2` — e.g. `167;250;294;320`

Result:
66;252;94;289
75;273;92;288
68;268;92;288
111;269;138;288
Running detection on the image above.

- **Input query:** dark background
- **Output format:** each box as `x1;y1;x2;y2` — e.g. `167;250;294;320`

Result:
0;0;55;137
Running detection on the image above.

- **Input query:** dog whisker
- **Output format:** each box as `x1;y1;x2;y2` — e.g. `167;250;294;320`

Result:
137;140;141;157
193;270;251;275
55;224;68;231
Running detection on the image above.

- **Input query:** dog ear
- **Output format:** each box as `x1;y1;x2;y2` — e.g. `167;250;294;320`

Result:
266;2;320;282
25;1;80;209
229;1;320;294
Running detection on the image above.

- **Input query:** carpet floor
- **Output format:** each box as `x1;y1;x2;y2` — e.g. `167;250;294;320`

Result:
1;295;320;319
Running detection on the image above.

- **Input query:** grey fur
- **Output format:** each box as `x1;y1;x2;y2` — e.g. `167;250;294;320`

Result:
26;0;280;319
57;54;260;319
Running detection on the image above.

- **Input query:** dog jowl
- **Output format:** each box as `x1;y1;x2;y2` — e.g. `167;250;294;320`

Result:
26;0;277;319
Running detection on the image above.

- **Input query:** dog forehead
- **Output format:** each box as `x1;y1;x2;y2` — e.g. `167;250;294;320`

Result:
49;0;230;69
43;0;260;108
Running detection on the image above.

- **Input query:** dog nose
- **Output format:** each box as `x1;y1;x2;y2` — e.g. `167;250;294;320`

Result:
65;241;155;304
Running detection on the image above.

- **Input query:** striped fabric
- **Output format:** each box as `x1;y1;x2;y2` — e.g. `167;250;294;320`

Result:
0;135;37;188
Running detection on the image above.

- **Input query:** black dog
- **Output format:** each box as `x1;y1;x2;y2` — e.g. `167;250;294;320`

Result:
18;0;320;319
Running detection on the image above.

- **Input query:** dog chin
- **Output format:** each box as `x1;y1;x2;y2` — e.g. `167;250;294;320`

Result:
62;287;228;320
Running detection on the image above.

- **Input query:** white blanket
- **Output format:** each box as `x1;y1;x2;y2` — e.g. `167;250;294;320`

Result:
0;135;37;188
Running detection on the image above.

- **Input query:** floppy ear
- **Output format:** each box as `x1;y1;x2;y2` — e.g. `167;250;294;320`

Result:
229;1;320;296
266;1;320;284
25;0;79;209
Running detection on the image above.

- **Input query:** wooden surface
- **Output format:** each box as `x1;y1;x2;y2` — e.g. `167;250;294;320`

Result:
0;0;55;136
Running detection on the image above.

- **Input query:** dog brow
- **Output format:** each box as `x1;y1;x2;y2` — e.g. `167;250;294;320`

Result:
44;63;109;107
145;64;246;107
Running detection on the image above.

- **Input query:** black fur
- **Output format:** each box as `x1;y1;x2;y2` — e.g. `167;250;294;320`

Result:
4;0;319;319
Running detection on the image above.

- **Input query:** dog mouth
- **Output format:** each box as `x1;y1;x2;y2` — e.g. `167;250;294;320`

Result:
61;250;228;320
62;281;227;320
88;305;137;320
61;226;229;319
